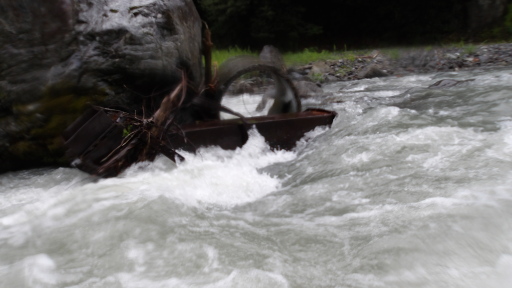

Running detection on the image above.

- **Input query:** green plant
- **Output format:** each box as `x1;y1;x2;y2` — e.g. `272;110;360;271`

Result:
334;66;351;77
340;51;358;62
123;125;133;137
310;72;324;83
283;48;340;66
210;47;256;66
505;4;512;37
454;40;477;55
463;44;477;55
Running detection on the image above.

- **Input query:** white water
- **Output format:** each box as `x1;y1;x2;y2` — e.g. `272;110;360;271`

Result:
1;68;512;287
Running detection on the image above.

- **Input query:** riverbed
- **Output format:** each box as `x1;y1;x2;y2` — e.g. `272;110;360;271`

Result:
1;67;512;287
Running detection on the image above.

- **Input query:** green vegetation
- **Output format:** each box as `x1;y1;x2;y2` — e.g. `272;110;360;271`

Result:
283;49;339;66
453;40;478;55
464;44;477;55
441;4;512;44
211;47;256;66
382;48;401;60
483;4;512;42
308;72;323;83
506;4;512;36
195;0;497;50
212;47;358;67
196;0;322;50
8;82;107;165
123;125;133;137
196;0;512;58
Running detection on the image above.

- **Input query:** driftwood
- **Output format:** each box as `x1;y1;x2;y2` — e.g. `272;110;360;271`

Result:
94;76;188;176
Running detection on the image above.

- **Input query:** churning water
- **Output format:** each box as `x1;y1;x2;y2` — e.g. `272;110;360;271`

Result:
1;67;512;288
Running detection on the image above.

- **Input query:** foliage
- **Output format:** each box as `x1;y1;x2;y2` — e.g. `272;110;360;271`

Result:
211;47;367;68
382;49;401;60
196;0;322;50
310;72;325;83
211;47;256;66
195;0;477;51
7;83;107;165
211;47;344;67
453;40;477;55
283;48;339;66
506;4;512;36
481;3;512;41
464;44;477;55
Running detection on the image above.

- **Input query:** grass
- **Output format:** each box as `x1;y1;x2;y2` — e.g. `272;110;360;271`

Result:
211;47;256;66
463;44;477;55
283;48;341;66
381;48;401;60
210;40;491;68
454;40;478;55
211;47;355;67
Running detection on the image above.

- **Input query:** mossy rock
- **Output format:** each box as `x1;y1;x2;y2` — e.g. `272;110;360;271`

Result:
5;83;108;170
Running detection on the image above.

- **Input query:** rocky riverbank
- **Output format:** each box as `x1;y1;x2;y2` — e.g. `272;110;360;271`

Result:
298;43;512;83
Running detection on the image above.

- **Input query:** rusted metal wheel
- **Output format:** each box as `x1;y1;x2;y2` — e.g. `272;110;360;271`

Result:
215;56;302;115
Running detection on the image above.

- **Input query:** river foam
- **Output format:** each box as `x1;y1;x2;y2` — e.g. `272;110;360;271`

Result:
2;67;512;288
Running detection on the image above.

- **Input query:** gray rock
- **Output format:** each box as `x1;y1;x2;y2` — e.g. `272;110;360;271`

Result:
294;80;323;98
446;53;460;60
288;69;310;81
323;74;339;82
428;79;475;89
308;61;331;76
358;64;389;79
0;0;203;172
259;45;286;73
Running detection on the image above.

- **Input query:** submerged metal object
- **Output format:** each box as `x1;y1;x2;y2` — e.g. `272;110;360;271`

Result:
63;107;336;177
63;55;336;177
146;108;336;152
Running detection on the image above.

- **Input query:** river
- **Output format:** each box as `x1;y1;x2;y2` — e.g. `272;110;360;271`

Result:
1;67;512;287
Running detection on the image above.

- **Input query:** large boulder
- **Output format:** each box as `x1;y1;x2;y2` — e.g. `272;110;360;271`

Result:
0;0;203;173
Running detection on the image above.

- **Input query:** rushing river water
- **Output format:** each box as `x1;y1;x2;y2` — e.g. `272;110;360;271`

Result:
1;67;512;288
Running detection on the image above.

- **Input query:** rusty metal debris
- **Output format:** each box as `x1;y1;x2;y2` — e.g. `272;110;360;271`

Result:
63;105;336;177
63;73;336;177
62;26;337;177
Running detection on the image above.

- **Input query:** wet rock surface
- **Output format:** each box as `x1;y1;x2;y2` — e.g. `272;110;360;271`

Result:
0;0;202;173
